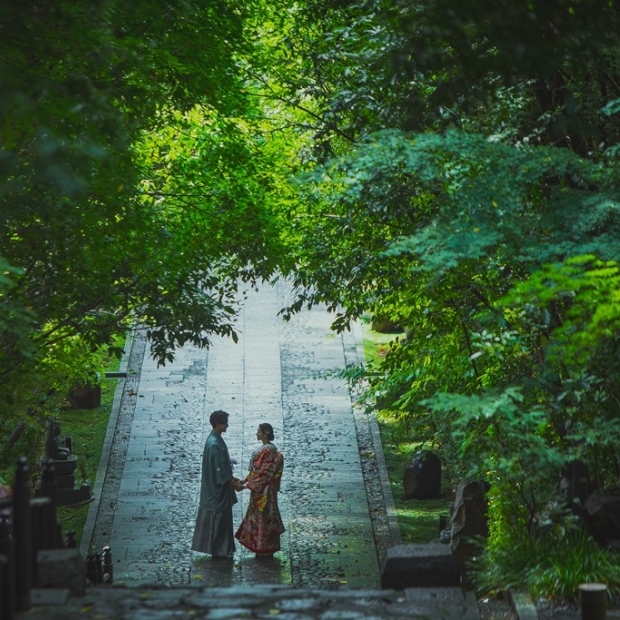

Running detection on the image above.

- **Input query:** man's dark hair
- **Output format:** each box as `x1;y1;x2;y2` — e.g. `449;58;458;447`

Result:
210;410;229;427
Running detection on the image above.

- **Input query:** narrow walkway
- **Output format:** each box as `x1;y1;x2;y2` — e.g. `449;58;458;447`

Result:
82;280;398;588
19;281;484;619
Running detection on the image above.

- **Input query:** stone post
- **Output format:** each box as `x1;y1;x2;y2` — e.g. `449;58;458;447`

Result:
13;458;31;610
102;545;113;584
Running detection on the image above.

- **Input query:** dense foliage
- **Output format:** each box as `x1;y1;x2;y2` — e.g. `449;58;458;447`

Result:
3;0;620;599
0;0;283;473
266;0;620;598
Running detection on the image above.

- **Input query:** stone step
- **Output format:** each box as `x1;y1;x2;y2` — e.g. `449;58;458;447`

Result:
18;585;481;619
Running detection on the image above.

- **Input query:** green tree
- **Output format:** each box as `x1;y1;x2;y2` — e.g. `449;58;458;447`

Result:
0;0;286;473
264;0;620;597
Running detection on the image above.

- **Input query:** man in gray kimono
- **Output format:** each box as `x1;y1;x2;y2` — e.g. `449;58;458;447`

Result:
192;410;244;558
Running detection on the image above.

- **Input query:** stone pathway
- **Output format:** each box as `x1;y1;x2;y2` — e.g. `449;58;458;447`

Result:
81;280;396;588
18;280;485;619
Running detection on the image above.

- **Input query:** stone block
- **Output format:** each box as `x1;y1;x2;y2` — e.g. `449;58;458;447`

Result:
380;544;461;590
404;587;480;619
56;487;84;506
37;548;86;595
31;588;70;606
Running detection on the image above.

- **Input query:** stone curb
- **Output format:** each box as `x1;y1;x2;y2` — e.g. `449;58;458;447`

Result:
79;328;144;558
350;319;402;547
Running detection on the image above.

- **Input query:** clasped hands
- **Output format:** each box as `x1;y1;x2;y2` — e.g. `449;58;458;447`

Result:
231;476;246;492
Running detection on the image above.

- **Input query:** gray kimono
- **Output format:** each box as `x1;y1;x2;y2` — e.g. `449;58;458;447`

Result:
191;430;238;556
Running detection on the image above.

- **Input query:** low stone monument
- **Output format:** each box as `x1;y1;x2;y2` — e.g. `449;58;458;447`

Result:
450;480;490;583
583;487;620;547
403;450;442;500
42;420;91;506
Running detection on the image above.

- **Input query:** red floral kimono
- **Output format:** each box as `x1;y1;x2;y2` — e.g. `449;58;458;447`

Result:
235;444;284;555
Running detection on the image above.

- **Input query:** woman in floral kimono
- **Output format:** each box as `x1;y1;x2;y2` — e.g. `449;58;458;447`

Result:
235;423;285;557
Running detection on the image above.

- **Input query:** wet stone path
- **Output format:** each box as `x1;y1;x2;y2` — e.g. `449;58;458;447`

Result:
80;280;398;589
17;281;488;619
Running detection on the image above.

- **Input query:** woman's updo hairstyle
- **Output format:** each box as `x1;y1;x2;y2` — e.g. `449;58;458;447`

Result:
259;423;275;441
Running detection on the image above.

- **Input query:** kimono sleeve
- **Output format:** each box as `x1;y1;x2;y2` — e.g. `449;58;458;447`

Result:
246;449;284;494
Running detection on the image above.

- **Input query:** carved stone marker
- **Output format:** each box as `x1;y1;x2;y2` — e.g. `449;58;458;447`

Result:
403;450;442;500
450;480;490;583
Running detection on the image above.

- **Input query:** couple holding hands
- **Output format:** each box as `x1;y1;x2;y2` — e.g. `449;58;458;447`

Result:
191;410;285;559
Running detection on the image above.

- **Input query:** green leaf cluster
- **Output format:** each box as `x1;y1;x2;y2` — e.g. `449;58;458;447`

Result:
265;0;620;599
0;0;286;474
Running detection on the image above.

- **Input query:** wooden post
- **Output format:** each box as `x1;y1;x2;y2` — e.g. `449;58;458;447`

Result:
13;458;31;611
86;553;99;585
0;516;15;620
30;497;51;565
0;554;10;620
579;582;607;620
